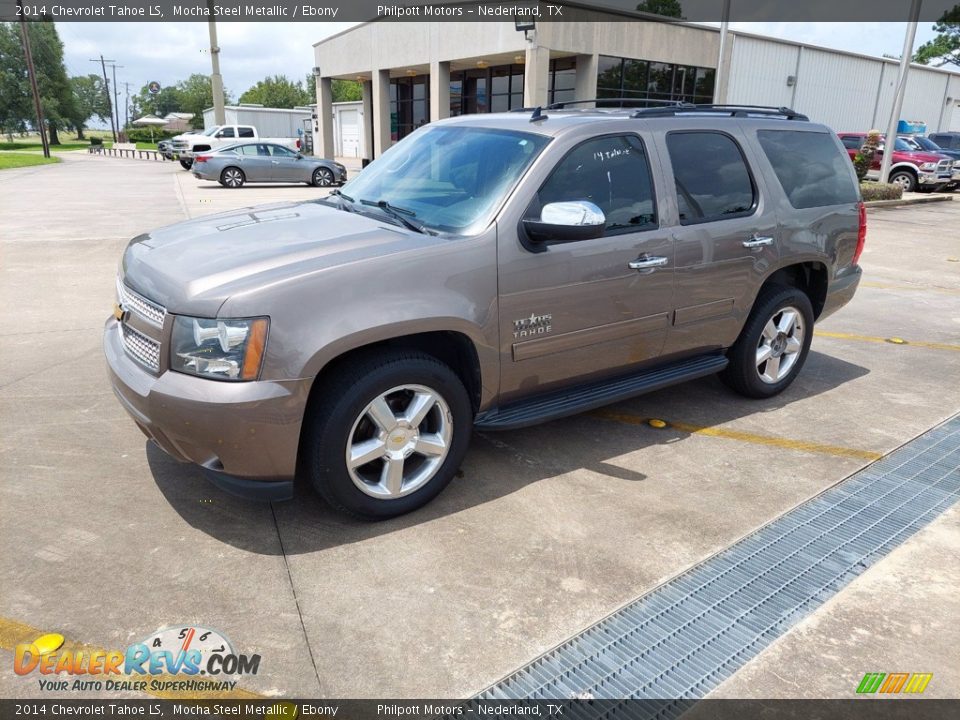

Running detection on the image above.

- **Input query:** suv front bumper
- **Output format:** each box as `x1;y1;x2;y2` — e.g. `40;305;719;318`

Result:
104;317;309;500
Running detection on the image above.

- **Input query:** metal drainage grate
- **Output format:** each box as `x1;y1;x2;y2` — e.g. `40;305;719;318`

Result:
480;414;960;709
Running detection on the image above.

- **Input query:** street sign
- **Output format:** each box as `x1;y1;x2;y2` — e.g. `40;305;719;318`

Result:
148;81;161;95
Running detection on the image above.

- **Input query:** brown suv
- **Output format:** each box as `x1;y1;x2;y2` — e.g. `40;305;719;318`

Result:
105;104;865;518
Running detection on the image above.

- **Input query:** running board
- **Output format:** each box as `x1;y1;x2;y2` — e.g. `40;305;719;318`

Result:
475;353;728;430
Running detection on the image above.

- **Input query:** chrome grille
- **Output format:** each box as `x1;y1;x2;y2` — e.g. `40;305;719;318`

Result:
117;279;165;327
937;159;952;173
120;323;161;372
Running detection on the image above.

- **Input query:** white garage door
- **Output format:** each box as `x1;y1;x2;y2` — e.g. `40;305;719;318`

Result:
950;101;960;132
339;109;360;158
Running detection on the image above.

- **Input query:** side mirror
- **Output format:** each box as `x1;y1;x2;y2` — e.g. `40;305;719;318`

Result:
296;153;303;159
522;201;606;244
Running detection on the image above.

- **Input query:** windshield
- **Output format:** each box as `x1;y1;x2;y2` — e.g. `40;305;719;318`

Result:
912;137;941;152
340;125;550;234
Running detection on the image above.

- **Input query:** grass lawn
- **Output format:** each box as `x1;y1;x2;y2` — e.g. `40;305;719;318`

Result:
0;140;91;152
0;153;61;170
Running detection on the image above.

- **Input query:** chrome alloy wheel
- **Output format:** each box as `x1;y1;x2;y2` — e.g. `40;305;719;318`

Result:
345;384;453;499
222;168;244;188
314;167;334;186
756;306;805;384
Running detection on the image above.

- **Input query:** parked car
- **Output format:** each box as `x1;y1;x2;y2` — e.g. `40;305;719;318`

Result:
928;131;960;151
170;125;300;170
837;132;954;192
899;135;960;188
190;142;346;187
159;130;199;161
106;105;864;518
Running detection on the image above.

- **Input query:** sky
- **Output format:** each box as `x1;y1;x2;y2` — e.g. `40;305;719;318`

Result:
59;21;945;120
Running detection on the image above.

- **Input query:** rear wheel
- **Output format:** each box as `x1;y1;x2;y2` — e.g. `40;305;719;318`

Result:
219;167;245;188
312;167;335;187
179;158;193;170
721;285;814;399
888;170;917;193
302;351;472;518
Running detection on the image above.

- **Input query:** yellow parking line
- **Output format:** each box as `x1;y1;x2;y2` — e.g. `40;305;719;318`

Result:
860;280;960;296
593;411;882;461
814;330;960;352
0;616;264;700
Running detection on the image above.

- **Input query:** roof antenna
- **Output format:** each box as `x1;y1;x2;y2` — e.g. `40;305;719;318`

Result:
530;106;547;123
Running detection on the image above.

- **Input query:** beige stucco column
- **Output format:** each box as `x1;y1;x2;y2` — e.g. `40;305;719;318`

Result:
372;69;391;158
574;53;598;105
361;80;373;161
315;75;335;159
524;43;551;108
430;60;451;123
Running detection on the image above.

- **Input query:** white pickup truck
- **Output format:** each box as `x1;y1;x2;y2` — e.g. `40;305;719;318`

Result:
170;124;300;170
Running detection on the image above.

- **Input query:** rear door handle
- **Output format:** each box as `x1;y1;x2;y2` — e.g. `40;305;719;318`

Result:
742;235;774;249
628;255;669;270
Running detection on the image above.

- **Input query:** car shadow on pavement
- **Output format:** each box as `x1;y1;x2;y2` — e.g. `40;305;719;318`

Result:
147;350;869;556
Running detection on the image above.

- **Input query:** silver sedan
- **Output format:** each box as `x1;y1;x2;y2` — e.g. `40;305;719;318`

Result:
191;142;347;188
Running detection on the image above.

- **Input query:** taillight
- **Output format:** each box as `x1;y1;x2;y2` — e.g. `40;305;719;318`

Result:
195;155;211;163
853;202;867;265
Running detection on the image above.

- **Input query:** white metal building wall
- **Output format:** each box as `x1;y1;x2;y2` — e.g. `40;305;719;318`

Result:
202;106;312;138
727;33;960;134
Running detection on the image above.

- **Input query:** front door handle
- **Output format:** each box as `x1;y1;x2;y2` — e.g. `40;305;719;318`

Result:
628;255;669;270
742;234;774;249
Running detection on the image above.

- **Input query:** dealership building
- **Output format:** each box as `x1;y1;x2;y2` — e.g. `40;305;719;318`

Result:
312;4;960;160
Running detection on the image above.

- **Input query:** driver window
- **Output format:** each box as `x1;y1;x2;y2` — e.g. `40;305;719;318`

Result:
218;127;235;138
537;134;658;233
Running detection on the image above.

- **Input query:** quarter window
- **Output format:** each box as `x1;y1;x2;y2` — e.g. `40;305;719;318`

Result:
666;132;755;224
758;130;859;209
537;135;657;234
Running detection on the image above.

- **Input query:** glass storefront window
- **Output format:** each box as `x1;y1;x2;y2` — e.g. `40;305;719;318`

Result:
597;54;715;105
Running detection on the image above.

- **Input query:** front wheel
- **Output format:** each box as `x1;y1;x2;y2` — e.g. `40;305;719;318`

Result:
888;170;917;193
179;158;193;170
721;285;814;399
312;166;335;187
301;351;473;518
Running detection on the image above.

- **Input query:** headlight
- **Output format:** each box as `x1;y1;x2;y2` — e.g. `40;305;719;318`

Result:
919;162;937;171
170;316;268;381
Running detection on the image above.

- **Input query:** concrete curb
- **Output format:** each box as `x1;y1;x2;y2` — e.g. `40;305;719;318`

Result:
865;195;954;209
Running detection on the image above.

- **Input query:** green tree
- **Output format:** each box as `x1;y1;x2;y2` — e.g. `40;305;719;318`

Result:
332;78;362;103
636;0;684;18
176;73;232;128
0;20;79;144
130;83;182;120
914;8;960;67
69;74;110;138
240;74;311;108
0;23;31;140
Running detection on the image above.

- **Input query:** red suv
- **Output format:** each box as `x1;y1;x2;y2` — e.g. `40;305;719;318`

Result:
838;133;955;192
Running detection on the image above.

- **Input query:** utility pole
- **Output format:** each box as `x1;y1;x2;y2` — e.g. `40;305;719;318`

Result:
107;63;124;135
207;0;226;125
91;56;117;142
123;82;132;127
880;2;923;184
715;0;732;104
17;0;49;157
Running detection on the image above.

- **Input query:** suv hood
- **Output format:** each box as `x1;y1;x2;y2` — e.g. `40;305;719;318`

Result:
121;200;439;316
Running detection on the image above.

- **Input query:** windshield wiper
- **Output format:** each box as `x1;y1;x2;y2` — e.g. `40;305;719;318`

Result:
329;188;358;213
360;199;433;235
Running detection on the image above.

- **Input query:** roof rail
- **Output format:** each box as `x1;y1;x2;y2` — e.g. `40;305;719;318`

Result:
546;98;686;110
632;104;809;120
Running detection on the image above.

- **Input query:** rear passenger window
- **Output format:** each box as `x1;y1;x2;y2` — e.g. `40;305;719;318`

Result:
666;132;755;224
758;130;859;209
537;134;657;233
238;127;255;138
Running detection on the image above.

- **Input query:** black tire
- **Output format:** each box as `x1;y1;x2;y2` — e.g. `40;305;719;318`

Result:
301;351;473;519
179;158;193;170
219;167;245;188
888;170;916;193
720;284;815;399
312;166;335;187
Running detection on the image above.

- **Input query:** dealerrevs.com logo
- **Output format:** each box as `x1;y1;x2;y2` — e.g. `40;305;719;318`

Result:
15;625;260;693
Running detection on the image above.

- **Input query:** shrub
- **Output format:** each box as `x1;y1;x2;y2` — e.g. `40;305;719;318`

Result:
89;137;103;146
122;127;180;144
853;129;881;182
860;181;903;202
